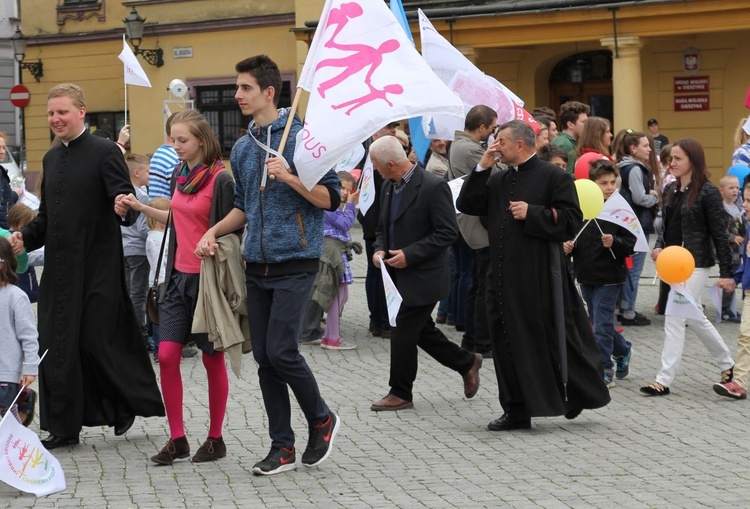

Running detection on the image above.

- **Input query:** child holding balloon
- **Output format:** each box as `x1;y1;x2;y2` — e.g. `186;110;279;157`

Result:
564;160;636;387
641;138;736;396
714;181;750;400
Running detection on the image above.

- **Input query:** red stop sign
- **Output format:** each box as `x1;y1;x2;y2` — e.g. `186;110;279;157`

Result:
10;84;30;108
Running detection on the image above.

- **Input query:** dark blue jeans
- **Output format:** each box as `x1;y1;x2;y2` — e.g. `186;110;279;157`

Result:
437;247;456;321
580;283;630;372
0;382;20;409
124;255;150;341
449;234;473;328
245;272;330;449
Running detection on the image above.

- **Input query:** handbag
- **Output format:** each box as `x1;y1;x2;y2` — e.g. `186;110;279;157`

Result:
146;212;170;325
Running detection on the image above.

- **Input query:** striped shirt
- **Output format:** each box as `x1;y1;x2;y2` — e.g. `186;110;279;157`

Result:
148;145;180;199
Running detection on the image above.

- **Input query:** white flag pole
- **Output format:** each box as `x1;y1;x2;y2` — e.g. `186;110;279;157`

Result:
0;349;48;427
593;219;617;259
122;36;129;127
261;88;304;190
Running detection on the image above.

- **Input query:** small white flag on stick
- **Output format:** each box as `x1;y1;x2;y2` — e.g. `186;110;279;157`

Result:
595;190;649;252
118;36;152;88
378;256;403;327
665;283;704;321
357;154;376;216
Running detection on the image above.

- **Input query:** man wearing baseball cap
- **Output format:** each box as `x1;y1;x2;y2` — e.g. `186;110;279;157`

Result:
647;118;669;152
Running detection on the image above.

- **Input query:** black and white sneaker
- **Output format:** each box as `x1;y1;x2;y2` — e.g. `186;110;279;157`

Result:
301;411;340;467
252;447;297;476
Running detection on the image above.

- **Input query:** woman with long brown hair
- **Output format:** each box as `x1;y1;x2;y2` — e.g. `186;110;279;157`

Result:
575;116;613;160
642;138;735;396
615;131;659;326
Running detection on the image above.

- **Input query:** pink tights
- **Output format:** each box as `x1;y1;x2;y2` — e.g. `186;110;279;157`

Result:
158;342;229;439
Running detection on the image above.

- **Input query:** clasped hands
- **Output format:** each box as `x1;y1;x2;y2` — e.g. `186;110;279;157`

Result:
373;249;407;269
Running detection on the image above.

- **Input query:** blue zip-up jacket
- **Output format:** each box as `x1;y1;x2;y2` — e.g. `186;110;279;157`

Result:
734;225;750;290
231;108;340;275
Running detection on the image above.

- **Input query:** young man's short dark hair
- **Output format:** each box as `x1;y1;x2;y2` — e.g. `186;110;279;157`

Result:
464;105;497;131
235;55;282;106
558;101;591;130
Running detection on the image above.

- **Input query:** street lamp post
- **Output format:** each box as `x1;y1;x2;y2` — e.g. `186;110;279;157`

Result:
123;7;164;67
10;27;43;82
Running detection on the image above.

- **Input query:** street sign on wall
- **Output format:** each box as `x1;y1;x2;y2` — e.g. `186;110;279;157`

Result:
9;84;30;108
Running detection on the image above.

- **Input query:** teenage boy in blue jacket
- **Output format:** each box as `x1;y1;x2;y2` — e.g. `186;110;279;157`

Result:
198;55;341;475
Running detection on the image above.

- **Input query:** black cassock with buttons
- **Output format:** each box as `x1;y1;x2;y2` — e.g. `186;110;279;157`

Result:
457;154;610;418
21;131;165;438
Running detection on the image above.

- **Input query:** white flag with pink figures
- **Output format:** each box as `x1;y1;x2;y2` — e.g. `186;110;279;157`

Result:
295;0;465;190
595;190;650;252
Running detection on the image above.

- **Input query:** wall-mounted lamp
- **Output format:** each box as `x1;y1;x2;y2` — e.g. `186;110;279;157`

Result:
10;27;43;82
123;7;164;67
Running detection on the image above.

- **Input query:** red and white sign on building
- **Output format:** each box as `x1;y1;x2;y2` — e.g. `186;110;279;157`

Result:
9;84;31;108
674;95;710;112
674;76;709;94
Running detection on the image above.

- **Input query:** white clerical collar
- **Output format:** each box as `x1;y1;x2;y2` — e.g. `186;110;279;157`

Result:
62;127;87;147
510;153;536;171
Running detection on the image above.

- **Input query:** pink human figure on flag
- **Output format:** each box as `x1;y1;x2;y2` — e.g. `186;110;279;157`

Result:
324;2;364;49
332;83;404;115
315;39;400;98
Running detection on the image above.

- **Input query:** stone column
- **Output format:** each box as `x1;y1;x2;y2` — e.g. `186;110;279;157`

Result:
600;35;643;131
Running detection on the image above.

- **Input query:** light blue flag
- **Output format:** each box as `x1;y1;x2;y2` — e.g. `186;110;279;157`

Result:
390;0;430;165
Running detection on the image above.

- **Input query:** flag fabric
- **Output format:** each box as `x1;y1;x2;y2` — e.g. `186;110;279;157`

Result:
745;85;750;109
417;9;537;139
378;256;403;327
665;283;704;321
118;37;152;88
0;411;66;497
357;153;376;216
389;0;430;164
295;0;464;190
595;190;650;252
705;284;737;323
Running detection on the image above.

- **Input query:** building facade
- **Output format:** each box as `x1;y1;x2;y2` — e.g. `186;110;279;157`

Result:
12;0;750;186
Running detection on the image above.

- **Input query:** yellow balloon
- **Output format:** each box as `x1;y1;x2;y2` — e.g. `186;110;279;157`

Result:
574;179;605;220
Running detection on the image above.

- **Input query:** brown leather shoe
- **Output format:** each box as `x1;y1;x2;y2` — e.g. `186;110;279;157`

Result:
370;394;414;411
463;353;482;398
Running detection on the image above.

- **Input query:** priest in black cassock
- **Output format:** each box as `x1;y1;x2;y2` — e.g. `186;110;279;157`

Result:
10;83;164;449
457;119;610;431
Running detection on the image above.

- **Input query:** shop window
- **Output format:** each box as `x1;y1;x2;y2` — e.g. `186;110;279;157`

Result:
83;111;127;146
194;79;293;158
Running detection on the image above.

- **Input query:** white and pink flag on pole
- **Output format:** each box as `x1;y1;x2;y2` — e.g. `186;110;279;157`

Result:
118;36;151;88
294;0;465;190
417;9;537;140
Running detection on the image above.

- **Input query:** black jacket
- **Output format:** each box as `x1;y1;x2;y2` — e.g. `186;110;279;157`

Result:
571;220;636;285
655;181;734;277
0;165;18;229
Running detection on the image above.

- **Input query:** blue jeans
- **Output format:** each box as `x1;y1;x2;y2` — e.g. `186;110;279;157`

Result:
0;382;20;409
245;272;330;449
620;234;649;311
437;247;456;321
580;284;630;372
124;255;150;341
449;234;473;328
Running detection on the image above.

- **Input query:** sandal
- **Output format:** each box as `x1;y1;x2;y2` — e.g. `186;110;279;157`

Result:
721;366;734;384
640;381;670;396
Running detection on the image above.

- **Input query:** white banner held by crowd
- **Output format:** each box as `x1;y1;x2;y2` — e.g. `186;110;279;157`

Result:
595;190;649;252
378;256;402;327
665;283;704;321
294;0;464;190
0;404;66;496
447;175;466;213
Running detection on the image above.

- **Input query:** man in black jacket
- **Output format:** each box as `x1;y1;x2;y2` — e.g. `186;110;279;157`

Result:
369;135;481;411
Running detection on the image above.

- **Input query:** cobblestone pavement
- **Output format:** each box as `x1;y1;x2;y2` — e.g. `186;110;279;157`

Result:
2;227;750;508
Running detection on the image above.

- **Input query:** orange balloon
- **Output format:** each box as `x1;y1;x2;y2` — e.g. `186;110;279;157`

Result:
655;246;695;284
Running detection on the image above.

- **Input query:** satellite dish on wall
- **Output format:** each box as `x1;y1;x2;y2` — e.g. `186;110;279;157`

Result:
168;79;188;98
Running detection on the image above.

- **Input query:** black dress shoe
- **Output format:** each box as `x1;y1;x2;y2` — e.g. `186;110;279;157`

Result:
487;414;531;431
114;416;135;436
41;434;80;449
